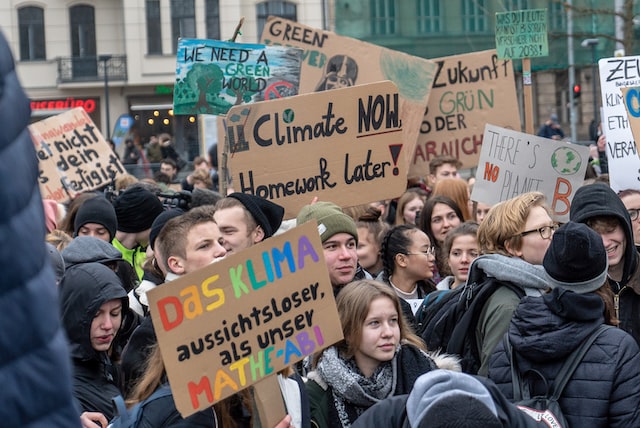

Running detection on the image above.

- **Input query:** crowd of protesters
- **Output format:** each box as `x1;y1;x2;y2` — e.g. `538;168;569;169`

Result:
4;26;640;428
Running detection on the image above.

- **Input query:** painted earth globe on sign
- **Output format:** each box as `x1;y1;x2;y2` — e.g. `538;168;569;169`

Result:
551;146;582;175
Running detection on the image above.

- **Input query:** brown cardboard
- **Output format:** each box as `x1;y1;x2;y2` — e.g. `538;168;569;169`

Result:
147;221;343;418
410;50;521;176
224;81;407;218
29;107;126;202
253;376;287;428
621;86;640;158
260;17;436;169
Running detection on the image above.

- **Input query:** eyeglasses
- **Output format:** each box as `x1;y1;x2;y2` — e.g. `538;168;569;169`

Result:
405;247;436;257
628;209;640;221
519;223;559;240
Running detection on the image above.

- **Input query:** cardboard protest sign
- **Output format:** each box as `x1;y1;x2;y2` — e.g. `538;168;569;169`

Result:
620;86;640;176
29;107;126;203
471;124;589;222
411;50;520;176
495;9;548;60
260;17;436;168
599;57;640;192
173;39;302;115
147;221;343;417
224;81;406;218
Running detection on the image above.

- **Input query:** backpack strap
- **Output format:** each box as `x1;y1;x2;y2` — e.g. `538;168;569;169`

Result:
549;324;612;400
505;324;612;401
112;395;130;425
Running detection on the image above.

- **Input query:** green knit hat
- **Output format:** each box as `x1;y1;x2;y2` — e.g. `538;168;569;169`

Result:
296;201;358;244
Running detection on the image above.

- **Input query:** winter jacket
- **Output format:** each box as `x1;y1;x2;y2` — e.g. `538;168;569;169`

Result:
470;254;549;375
59;262;128;419
488;288;640;428
570;182;640;344
62;236;141;359
0;30;80;427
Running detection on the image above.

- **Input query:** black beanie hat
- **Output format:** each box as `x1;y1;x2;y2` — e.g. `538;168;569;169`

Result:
228;193;284;238
113;186;164;233
74;195;117;241
543;221;608;294
149;208;185;250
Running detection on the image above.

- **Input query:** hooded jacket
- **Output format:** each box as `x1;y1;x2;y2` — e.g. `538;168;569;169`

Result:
62;236;141;356
570;183;640;343
488;288;640;427
0;30;79;427
467;254;549;376
59;262;128;419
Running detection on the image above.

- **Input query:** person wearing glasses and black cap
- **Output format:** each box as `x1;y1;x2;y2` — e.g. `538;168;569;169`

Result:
571;183;640;345
467;191;556;376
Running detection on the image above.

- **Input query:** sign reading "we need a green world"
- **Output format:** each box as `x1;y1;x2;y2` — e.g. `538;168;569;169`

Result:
495;9;548;60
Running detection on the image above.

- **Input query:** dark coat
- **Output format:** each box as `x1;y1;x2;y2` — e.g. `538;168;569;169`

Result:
59;263;128;419
0;31;80;428
488;288;640;428
570;182;640;344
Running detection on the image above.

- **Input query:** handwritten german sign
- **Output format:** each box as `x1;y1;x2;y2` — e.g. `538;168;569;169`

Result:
260;17;435;169
471;124;589;222
599;56;640;192
147;221;342;417
495;9;548;60
173;39;302;115
411;50;520;175
29;107;126;203
225;81;406;218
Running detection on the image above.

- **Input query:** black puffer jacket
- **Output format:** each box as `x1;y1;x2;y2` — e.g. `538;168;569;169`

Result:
488;288;640;428
59;262;128;419
570;182;640;344
0;30;80;427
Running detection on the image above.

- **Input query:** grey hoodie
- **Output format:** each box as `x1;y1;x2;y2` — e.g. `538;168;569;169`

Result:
62;236;123;268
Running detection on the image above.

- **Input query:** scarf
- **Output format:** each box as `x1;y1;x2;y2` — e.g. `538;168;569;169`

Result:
316;344;436;427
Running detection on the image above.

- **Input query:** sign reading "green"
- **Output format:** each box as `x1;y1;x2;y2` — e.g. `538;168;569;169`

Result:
495;9;548;60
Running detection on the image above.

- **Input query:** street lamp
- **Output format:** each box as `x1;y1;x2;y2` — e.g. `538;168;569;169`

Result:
581;38;599;130
99;54;113;140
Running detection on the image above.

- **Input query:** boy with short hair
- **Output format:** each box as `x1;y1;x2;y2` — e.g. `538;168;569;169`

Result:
213;192;285;254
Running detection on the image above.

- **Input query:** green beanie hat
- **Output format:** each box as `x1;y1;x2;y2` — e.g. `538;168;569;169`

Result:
296;201;358;244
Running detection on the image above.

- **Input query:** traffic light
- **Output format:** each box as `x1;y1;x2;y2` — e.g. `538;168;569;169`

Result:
573;84;581;99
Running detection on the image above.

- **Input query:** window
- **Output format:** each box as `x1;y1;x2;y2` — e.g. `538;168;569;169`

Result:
256;1;297;40
206;0;221;40
18;6;46;61
70;5;96;57
507;0;528;10
462;0;487;33
171;0;196;53
69;5;97;78
548;1;566;32
146;0;162;54
417;0;441;33
370;0;397;35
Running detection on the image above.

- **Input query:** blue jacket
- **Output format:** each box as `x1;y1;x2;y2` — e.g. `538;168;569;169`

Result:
0;31;80;427
488;288;640;427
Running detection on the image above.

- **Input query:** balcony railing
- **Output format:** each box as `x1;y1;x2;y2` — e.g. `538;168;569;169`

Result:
57;55;127;84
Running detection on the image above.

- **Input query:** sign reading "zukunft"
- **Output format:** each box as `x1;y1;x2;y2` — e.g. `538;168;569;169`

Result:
495;9;549;60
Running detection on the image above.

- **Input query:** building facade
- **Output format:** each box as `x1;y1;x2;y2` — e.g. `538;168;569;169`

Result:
333;0;640;141
0;0;326;160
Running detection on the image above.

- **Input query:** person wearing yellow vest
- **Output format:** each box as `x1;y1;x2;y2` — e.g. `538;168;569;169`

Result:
112;185;164;280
